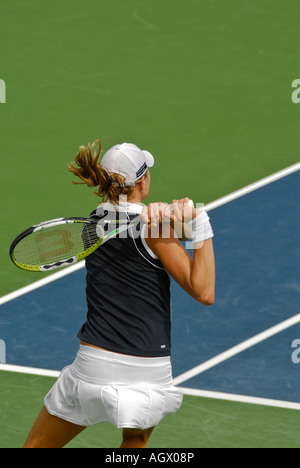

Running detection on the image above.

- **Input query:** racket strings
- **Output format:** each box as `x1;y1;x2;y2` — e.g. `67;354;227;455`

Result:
13;222;99;265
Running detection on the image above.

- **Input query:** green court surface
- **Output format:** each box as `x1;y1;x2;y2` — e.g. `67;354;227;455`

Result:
1;0;300;449
1;370;300;448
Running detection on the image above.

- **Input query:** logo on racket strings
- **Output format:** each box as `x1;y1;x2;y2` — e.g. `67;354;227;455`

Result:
35;229;73;263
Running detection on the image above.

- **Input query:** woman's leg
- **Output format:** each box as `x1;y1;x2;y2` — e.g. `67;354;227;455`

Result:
120;427;155;448
23;406;86;448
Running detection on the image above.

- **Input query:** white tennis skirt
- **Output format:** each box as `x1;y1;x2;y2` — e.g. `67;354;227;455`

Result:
44;345;183;429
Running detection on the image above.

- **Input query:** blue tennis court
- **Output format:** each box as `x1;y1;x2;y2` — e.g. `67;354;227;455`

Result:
1;165;299;409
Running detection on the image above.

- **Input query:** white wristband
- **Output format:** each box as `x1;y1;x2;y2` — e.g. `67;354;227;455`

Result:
187;211;214;244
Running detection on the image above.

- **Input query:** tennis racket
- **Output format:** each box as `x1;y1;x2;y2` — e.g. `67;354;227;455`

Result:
9;216;140;272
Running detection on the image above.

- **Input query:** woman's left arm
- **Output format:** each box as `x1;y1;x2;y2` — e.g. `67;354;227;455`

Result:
145;201;215;305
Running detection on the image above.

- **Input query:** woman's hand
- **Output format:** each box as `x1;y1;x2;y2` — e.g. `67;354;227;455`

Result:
141;202;170;227
141;199;201;240
167;198;201;241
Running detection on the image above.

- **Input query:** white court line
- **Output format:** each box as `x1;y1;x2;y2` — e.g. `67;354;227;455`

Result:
0;261;85;306
0;162;299;306
1;363;300;413
204;161;300;212
179;387;300;411
1;363;300;411
0;363;60;378
173;313;300;386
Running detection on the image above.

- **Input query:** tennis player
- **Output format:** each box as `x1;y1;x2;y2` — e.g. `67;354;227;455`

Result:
23;140;215;448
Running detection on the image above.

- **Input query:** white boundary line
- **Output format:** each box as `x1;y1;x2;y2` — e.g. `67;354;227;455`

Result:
204;162;300;212
179;387;300;411
0;162;299;307
1;364;300;412
0;363;60;378
1;363;300;411
0;261;85;306
173;313;300;386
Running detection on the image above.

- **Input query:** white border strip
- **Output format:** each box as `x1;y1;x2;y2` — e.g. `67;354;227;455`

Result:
180;387;300;411
1;363;299;411
173;313;300;386
1;363;300;411
1;162;299;306
204;162;300;212
0;363;60;378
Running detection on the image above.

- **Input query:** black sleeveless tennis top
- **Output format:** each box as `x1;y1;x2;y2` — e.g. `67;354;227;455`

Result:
77;202;171;357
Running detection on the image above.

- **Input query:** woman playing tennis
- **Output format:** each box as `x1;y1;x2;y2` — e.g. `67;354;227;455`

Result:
24;140;215;448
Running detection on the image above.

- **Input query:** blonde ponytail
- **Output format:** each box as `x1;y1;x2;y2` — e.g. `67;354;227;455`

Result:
69;140;135;203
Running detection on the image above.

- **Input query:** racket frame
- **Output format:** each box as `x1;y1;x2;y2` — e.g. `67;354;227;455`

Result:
9;217;103;272
9;216;141;272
